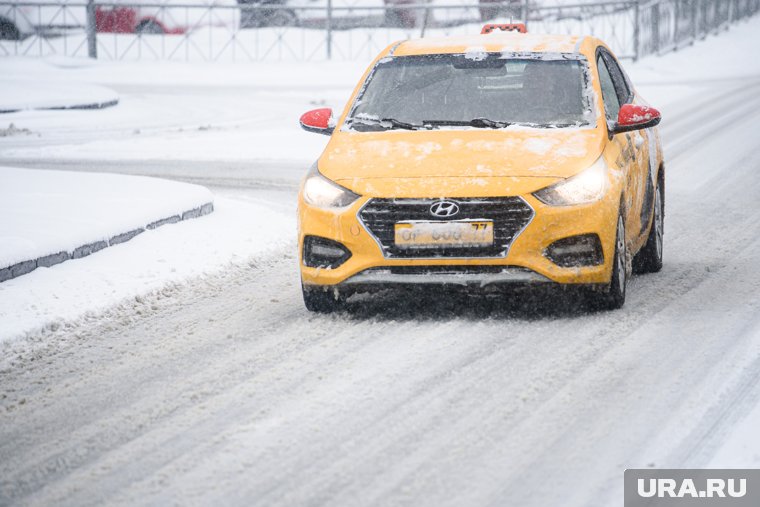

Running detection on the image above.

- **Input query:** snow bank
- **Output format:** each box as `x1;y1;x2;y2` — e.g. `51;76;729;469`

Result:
0;56;358;164
0;195;294;343
0;167;213;275
0;81;118;114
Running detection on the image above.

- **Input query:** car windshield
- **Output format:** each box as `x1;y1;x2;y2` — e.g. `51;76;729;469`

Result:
346;53;595;131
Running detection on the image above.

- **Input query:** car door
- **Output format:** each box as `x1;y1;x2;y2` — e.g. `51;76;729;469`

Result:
596;49;647;243
601;49;656;241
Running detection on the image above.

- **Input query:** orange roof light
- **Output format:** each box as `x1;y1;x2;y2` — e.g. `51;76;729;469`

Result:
481;23;527;34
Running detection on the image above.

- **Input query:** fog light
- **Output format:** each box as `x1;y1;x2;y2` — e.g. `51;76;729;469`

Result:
303;236;351;269
545;234;604;268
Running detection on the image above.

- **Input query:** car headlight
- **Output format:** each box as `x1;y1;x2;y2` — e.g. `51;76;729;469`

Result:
302;165;360;209
533;157;608;206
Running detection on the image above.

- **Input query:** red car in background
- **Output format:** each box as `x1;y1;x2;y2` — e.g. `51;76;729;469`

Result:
95;0;238;34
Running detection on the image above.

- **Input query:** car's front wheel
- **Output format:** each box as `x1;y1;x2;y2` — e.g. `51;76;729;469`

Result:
633;179;664;273
302;284;342;313
591;213;627;310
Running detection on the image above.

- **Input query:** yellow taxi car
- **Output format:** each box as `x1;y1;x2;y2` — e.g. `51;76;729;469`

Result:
298;24;664;312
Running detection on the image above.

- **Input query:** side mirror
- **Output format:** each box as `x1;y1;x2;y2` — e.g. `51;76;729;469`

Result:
611;104;661;136
300;108;334;136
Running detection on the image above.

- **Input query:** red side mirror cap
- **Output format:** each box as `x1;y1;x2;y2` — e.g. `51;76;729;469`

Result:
614;104;661;135
300;108;334;136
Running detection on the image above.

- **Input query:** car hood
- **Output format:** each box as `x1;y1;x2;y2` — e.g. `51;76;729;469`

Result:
319;128;605;197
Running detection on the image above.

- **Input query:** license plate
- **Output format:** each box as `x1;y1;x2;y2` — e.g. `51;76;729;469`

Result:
394;220;494;249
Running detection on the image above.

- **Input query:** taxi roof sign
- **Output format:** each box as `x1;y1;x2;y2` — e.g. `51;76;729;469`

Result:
481;23;527;34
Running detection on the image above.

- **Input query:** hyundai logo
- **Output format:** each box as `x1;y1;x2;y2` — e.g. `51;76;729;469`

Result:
430;200;460;218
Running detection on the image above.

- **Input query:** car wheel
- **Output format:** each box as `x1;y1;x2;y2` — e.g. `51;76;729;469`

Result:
591;212;627;310
0;18;20;40
302;284;342;313
633;179;664;274
135;20;163;35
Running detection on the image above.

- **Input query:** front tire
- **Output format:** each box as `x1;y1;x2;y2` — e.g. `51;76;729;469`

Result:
633;179;664;274
302;284;342;313
591;213;627;310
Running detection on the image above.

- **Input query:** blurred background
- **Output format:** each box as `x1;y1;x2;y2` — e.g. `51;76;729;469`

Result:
2;0;756;62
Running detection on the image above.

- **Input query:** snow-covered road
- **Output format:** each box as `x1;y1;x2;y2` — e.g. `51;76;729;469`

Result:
3;21;760;507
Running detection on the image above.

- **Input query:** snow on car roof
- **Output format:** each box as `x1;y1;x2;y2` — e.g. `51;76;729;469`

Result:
392;33;586;57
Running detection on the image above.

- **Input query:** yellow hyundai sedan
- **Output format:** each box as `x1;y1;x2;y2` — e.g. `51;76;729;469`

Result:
298;26;664;312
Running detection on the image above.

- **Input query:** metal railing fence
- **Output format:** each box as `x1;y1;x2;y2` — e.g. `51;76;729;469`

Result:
0;0;758;62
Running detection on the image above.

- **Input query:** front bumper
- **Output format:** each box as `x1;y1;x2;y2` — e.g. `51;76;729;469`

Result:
298;192;619;288
344;266;551;286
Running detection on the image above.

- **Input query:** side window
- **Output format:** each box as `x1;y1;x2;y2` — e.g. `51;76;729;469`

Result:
597;55;620;122
601;51;631;106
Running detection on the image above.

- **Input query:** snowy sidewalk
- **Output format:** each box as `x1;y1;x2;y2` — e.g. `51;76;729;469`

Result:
0;167;294;343
0;167;213;282
0;81;118;114
1;56;119;113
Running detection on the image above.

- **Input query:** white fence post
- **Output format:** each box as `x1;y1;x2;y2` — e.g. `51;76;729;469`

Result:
633;0;641;61
326;0;332;60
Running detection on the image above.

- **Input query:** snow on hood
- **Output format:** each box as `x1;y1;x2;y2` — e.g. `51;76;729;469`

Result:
319;127;605;195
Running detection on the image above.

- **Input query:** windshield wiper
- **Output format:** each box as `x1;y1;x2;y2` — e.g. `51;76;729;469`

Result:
469;118;512;129
350;116;512;131
350;116;422;131
531;122;582;129
423;118;512;129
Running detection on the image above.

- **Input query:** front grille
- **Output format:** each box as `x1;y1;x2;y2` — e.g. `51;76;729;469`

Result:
359;197;534;258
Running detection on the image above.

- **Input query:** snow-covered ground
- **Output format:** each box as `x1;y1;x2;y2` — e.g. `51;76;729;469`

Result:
0;55;356;164
709;318;760;468
0;80;118;113
0;167;286;342
1;13;760;507
0;167;213;269
0;195;291;343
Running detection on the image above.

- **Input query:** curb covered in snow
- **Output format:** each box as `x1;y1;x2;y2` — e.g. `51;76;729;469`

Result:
0;80;120;114
0;202;214;283
0;99;120;115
